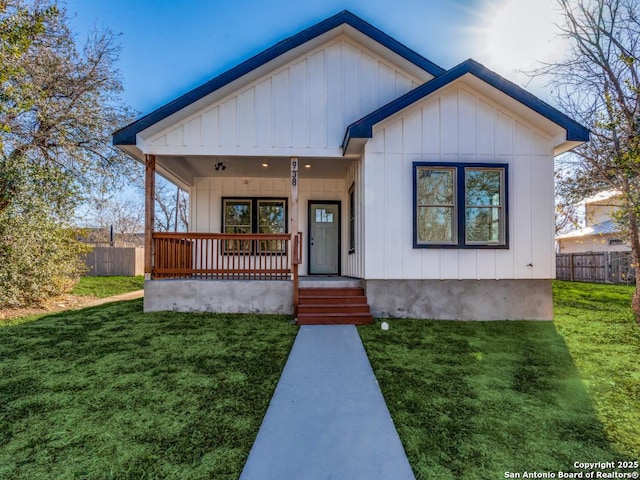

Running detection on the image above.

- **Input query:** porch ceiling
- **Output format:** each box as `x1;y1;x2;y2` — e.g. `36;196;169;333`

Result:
158;155;351;187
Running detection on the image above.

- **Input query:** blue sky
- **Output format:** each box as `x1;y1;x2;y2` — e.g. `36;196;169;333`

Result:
63;0;566;116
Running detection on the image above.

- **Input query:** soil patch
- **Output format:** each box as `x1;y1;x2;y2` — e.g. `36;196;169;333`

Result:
0;290;143;322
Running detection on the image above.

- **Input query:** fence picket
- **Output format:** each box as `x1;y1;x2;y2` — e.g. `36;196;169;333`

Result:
83;246;144;276
556;251;635;284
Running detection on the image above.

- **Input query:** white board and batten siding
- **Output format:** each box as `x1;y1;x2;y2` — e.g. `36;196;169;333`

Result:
363;84;556;281
191;177;347;276
344;157;365;279
143;36;421;157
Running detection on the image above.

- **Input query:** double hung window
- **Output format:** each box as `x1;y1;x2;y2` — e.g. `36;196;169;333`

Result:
413;163;508;248
222;198;287;252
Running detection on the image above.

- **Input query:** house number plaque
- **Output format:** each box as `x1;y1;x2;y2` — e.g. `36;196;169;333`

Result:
291;159;298;187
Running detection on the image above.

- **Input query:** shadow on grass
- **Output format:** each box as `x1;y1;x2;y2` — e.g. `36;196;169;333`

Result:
359;319;633;480
0;299;298;480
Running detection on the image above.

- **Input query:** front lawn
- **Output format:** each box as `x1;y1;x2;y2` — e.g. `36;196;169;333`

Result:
71;275;145;298
0;300;297;480
359;281;640;479
552;281;639;460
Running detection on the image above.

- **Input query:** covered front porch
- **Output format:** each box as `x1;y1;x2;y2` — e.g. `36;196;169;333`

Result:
142;154;367;320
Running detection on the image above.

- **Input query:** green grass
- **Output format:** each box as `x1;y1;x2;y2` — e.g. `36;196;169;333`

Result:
0;300;297;480
359;281;640;479
2;281;638;479
552;281;640;460
71;275;145;298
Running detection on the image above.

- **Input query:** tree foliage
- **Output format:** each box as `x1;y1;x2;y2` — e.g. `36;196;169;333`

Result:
543;0;640;321
0;206;91;307
0;0;135;307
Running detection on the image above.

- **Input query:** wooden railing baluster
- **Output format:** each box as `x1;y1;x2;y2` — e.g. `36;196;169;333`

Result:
150;233;292;280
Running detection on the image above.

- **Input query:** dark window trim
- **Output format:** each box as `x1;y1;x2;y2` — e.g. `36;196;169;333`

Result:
221;197;289;234
412;162;509;249
221;197;288;255
348;182;356;254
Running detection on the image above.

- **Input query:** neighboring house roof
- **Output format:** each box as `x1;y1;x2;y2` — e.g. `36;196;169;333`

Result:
342;58;590;155
113;10;445;146
583;189;621;205
556;220;620;240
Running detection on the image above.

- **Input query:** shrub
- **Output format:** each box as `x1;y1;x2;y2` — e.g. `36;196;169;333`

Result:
0;206;90;308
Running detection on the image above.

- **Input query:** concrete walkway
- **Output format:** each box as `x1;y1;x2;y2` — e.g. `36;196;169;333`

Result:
240;325;415;480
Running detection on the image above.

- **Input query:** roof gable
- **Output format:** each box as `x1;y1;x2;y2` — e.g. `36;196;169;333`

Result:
113;10;445;147
143;36;423;157
343;59;590;155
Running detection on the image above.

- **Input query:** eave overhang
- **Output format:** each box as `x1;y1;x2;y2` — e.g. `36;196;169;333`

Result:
112;10;445;149
342;59;590;156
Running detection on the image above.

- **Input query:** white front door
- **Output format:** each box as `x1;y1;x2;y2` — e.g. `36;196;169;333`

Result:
309;202;340;275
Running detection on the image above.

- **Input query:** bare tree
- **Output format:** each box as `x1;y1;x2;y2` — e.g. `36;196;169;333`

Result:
555;167;583;234
176;186;189;231
1;1;135;211
540;0;640;322
86;195;144;244
140;176;189;232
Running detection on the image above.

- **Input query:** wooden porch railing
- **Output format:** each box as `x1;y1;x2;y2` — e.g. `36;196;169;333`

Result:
152;232;294;280
292;232;302;317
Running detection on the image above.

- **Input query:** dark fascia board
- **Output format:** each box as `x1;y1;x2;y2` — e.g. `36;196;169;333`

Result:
113;10;446;146
343;58;590;152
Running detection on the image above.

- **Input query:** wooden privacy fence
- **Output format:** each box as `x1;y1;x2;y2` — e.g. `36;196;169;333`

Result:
556;251;635;284
153;232;294;280
84;246;145;276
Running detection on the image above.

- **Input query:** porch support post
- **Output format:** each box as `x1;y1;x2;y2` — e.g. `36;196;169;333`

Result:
290;157;299;236
291;157;300;317
145;154;156;279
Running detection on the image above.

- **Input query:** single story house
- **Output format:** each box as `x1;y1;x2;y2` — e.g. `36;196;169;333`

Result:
113;10;589;321
556;190;628;253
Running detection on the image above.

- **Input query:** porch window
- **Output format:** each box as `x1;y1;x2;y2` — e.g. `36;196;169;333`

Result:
258;200;286;252
222;197;287;252
413;163;508;248
224;199;252;252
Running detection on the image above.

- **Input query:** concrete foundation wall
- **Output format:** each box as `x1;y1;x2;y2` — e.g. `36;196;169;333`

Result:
144;280;293;314
365;279;553;320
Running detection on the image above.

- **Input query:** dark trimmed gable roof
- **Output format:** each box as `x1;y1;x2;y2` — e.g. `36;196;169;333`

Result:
342;58;590;153
112;10;446;146
113;11;589;152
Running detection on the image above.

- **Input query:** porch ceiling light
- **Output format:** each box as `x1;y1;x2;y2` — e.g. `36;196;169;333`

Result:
305;164;311;168
262;162;269;167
